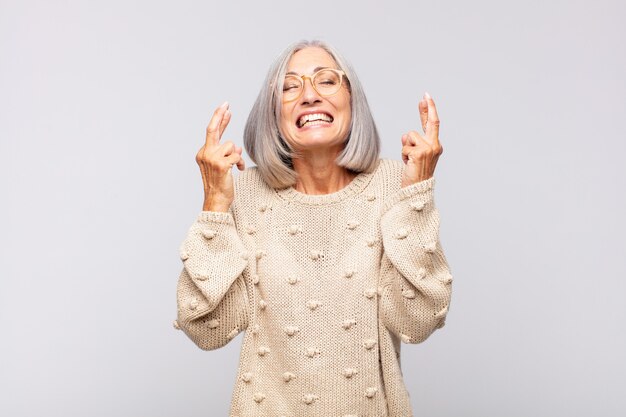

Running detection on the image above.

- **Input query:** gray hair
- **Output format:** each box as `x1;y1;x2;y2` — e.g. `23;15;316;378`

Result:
243;40;381;189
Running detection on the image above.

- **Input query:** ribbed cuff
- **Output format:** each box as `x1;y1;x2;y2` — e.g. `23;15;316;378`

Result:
197;210;234;225
382;176;435;213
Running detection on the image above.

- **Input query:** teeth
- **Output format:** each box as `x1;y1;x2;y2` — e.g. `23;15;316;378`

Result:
298;113;333;127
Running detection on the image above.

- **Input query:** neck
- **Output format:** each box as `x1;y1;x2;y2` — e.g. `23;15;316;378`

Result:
292;150;356;195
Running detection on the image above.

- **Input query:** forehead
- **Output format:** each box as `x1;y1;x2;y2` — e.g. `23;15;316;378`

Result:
286;47;338;74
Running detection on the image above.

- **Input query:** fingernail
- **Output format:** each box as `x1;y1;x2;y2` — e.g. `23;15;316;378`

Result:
220;101;229;109
424;92;432;99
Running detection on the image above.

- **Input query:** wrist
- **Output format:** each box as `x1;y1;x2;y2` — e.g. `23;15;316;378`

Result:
203;190;232;212
203;201;231;212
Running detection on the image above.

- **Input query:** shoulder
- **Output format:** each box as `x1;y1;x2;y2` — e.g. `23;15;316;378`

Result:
367;158;404;194
234;166;268;191
375;158;404;177
232;166;274;212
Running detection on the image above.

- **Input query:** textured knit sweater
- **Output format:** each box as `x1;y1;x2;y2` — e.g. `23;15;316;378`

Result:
175;158;453;417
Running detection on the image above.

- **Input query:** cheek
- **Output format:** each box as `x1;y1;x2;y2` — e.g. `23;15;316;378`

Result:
279;114;293;136
341;105;352;129
280;105;296;131
338;95;352;128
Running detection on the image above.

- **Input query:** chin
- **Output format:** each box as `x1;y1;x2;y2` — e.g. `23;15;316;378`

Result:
294;133;346;150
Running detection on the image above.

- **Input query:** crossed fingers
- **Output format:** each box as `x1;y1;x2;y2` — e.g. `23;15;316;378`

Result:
200;102;244;171
402;93;442;153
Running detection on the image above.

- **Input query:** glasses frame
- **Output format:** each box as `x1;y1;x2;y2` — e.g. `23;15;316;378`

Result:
281;68;347;103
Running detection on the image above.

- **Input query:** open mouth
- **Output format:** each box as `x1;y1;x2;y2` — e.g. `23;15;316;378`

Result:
297;113;334;128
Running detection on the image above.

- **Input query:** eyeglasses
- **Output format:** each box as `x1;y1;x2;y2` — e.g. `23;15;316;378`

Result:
282;68;347;102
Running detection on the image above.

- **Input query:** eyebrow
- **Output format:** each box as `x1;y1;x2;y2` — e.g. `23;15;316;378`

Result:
285;66;331;76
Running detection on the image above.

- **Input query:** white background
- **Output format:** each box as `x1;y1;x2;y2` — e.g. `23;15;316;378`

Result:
1;0;625;416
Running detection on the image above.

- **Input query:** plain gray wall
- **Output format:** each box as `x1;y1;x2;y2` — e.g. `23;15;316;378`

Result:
1;0;625;416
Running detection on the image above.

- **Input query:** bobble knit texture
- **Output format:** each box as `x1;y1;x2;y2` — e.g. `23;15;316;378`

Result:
176;159;453;417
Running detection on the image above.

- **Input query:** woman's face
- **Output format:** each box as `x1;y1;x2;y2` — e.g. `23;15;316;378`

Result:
279;47;352;154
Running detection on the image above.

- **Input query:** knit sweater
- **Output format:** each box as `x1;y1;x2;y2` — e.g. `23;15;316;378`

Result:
175;158;453;417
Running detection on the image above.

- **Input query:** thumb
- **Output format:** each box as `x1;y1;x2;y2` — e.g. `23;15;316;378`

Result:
234;146;245;170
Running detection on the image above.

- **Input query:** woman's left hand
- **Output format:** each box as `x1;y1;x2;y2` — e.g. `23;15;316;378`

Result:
400;92;443;188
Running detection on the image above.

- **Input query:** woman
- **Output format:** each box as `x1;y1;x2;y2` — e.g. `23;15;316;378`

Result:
175;40;452;417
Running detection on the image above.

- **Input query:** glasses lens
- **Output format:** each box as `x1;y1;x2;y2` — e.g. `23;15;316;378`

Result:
282;76;302;101
313;70;341;96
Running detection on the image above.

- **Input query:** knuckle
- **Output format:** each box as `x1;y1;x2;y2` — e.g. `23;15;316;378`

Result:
415;148;427;158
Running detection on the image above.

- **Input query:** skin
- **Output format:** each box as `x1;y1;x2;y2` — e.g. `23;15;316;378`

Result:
195;47;443;212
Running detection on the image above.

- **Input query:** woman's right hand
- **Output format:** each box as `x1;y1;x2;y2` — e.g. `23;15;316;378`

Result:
195;102;245;212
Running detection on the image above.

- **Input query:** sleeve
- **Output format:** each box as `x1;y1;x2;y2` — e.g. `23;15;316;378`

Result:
378;176;453;344
175;210;251;350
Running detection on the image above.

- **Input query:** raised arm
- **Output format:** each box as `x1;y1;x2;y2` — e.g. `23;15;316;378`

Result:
379;93;452;344
175;102;250;350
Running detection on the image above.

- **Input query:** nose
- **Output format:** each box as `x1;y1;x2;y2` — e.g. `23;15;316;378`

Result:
300;76;322;105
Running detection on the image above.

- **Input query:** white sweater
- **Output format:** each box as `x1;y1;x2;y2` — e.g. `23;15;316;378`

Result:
175;158;453;417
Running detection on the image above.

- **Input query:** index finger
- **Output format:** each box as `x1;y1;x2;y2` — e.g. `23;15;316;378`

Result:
205;102;229;146
424;92;440;140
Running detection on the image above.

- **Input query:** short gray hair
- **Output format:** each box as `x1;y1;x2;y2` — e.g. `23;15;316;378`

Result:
243;40;381;189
